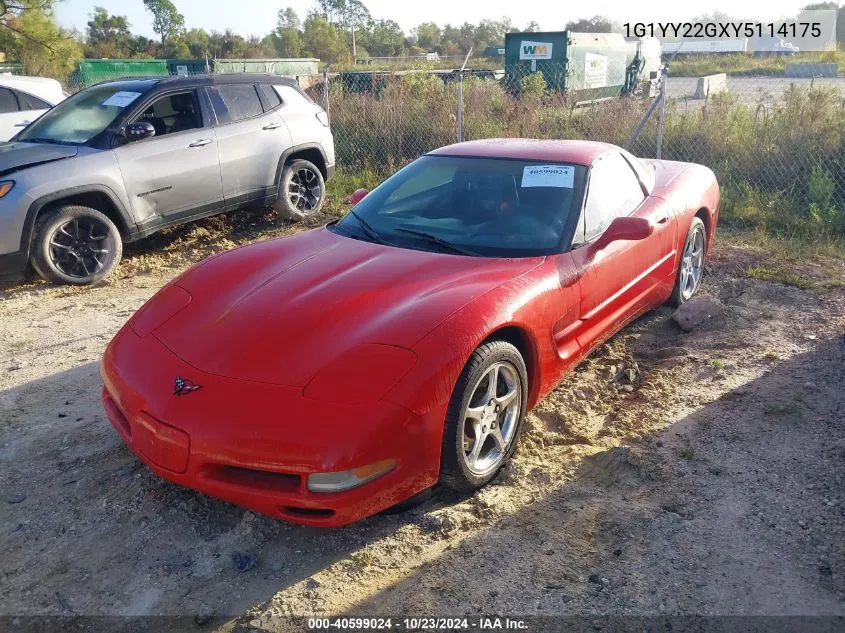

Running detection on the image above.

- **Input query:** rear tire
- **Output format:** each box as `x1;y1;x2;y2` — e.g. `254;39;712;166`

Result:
276;159;325;221
30;206;122;286
669;217;706;307
439;340;528;493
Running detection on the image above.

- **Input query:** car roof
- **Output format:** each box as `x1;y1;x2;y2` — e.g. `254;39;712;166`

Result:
428;138;621;166
0;74;65;103
94;73;299;92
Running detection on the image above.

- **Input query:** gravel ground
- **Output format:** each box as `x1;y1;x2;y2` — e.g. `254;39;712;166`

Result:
1;210;843;629
666;76;845;108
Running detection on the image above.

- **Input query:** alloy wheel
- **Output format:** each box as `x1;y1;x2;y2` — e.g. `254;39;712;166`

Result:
287;167;323;213
48;217;114;279
461;362;522;477
680;226;705;300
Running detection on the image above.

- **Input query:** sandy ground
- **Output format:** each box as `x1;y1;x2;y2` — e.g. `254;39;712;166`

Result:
1;209;844;629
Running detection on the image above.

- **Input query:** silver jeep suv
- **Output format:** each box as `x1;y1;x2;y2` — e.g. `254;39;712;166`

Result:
0;73;335;285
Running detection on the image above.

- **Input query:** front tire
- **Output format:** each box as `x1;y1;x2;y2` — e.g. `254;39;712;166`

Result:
30;206;122;286
669;217;706;307
276;159;325;221
439;340;528;493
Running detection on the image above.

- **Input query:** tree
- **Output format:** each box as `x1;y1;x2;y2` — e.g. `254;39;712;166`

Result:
565;15;611;33
301;12;348;63
315;0;344;24
413;22;440;51
160;36;189;58
142;0;184;47
182;27;210;58
524;21;541;32
268;7;302;57
86;6;132;58
341;0;369;58
0;2;82;78
128;34;156;57
207;29;246;58
278;7;300;30
361;19;403;57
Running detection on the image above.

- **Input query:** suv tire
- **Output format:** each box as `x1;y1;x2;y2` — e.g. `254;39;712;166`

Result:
30;205;122;286
276;159;325;221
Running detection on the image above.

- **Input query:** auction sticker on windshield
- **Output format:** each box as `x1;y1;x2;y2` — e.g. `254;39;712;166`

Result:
102;91;142;108
521;165;574;188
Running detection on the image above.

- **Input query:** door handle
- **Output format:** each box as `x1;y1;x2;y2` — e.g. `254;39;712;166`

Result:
657;215;670;224
262;122;282;130
188;139;212;147
14;121;30;127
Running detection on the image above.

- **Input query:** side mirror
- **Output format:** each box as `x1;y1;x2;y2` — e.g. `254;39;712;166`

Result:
350;188;369;205
122;121;156;142
594;216;653;251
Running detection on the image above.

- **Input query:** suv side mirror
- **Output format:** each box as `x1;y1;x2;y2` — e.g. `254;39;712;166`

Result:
594;216;653;251
350;188;369;205
123;122;156;142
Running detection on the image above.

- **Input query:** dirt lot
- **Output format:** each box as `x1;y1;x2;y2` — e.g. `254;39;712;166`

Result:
1;209;844;629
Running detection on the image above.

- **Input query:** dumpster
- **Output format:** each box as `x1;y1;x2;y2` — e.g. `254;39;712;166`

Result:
71;59;169;87
504;31;660;103
210;58;320;76
167;59;211;76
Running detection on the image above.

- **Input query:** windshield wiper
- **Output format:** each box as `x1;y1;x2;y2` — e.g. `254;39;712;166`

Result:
21;138;69;145
347;209;389;245
393;227;481;256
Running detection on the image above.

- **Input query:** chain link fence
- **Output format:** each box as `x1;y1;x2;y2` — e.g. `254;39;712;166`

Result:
59;61;845;234
325;63;845;233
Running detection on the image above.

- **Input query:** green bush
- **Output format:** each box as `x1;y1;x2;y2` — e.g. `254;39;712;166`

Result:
326;73;845;237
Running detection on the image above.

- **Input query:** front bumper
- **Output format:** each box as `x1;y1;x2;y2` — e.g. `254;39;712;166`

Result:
101;326;442;526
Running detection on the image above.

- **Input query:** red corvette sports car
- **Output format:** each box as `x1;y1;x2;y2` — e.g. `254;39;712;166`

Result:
101;139;719;526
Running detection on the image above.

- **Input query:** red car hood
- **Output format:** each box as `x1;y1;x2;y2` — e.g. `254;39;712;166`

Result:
152;227;541;386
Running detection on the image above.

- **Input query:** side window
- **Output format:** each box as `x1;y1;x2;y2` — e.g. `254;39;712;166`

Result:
258;84;282;110
15;90;50;111
209;84;263;122
132;91;201;137
0;88;19;113
274;85;314;106
584;153;646;241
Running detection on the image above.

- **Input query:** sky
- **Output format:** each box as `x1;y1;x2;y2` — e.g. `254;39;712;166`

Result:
54;0;830;40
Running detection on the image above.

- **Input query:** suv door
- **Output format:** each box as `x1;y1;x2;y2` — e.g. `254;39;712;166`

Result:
0;87;50;141
206;83;293;206
113;88;224;225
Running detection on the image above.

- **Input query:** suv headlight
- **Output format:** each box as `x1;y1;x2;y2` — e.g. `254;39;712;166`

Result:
0;181;15;198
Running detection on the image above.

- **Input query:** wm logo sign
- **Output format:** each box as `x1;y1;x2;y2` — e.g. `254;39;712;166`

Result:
519;41;554;60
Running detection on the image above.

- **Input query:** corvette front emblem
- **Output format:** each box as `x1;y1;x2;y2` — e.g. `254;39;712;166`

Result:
174;376;202;396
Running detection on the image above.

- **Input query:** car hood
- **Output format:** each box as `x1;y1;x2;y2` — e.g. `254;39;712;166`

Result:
0;141;79;177
152;227;542;387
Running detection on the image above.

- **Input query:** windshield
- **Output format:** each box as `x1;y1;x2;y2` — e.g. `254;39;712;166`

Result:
331;155;586;257
17;85;147;145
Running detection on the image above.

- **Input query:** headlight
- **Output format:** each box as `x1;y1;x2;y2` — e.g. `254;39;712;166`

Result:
307;459;396;492
303;344;417;406
0;181;14;198
128;284;192;336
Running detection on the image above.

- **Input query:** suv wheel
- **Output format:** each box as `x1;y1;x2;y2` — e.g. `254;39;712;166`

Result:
276;159;325;221
30;205;122;286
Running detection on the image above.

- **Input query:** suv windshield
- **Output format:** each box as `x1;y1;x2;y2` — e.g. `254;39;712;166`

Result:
331;155;586;257
17;84;149;145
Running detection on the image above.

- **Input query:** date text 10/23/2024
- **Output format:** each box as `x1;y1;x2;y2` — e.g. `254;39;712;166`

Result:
307;618;530;630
